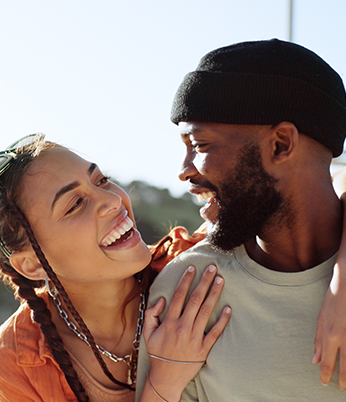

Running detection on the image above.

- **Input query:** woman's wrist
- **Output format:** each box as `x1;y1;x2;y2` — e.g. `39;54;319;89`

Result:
146;373;182;402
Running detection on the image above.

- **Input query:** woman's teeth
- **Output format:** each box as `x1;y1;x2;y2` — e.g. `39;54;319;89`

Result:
196;191;215;203
101;217;134;247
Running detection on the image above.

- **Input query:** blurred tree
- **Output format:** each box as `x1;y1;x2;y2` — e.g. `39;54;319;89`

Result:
121;180;203;245
0;282;19;324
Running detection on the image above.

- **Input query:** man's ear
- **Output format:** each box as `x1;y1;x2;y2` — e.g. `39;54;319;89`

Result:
270;121;299;164
9;249;46;281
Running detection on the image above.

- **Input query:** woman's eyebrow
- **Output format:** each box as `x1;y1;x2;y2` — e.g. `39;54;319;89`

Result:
88;163;97;176
51;163;98;211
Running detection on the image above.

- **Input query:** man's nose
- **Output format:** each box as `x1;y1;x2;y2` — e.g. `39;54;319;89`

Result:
179;154;199;182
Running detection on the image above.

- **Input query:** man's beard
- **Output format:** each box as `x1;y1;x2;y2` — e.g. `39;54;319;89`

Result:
207;143;287;253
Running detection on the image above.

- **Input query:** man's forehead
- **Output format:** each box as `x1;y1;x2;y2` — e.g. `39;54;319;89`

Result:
178;121;221;138
178;121;201;134
178;121;246;137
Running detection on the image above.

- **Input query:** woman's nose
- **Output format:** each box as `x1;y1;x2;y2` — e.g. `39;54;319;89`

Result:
98;192;122;216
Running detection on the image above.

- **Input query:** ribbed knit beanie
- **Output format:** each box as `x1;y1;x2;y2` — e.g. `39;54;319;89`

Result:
171;39;346;157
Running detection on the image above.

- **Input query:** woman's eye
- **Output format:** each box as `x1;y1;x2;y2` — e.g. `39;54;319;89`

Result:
98;175;110;186
65;197;83;215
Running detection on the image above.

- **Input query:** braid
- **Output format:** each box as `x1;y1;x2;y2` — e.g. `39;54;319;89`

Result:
0;249;89;401
16;276;89;401
10;203;134;391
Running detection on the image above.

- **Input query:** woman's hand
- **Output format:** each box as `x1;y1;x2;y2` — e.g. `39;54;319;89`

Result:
141;265;231;402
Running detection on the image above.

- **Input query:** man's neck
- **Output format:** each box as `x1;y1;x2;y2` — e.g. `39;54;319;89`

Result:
244;192;343;273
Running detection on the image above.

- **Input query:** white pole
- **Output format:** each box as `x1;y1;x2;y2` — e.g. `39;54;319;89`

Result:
289;0;293;42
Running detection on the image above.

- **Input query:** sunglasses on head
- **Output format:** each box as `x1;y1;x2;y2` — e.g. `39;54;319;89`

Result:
0;133;45;258
0;133;45;175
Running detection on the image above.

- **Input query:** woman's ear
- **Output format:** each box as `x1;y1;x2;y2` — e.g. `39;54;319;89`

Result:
270;121;299;164
9;249;46;281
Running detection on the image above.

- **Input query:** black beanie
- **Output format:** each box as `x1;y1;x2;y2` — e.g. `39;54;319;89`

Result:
171;39;346;157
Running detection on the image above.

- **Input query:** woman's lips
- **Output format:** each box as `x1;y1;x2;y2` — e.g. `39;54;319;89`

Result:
100;227;143;252
100;216;134;247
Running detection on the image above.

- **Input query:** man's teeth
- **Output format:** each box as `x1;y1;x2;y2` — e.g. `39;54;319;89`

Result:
196;191;215;203
101;218;134;247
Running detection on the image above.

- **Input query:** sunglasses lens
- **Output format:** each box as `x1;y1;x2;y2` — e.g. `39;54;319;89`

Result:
0;154;14;174
6;133;43;151
0;133;45;178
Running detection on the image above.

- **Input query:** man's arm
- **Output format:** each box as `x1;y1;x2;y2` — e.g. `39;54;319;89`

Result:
314;167;346;388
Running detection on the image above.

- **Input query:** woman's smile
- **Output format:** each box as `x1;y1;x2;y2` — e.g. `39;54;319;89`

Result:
100;215;134;247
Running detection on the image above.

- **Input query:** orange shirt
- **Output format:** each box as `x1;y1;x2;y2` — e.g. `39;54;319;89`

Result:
0;292;136;402
0;226;206;401
0;294;78;402
149;224;206;271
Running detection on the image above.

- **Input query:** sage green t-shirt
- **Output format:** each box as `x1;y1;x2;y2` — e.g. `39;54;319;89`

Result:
136;239;342;401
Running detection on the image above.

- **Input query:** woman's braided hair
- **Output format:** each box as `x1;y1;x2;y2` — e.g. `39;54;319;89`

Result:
0;138;152;400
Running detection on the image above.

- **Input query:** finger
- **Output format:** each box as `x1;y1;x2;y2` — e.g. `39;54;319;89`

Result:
191;275;225;333
164;266;197;320
202;306;232;351
181;265;218;322
339;346;346;389
319;342;338;386
312;314;324;364
143;297;166;341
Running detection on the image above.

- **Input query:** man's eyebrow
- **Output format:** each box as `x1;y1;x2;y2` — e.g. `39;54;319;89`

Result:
182;127;202;135
51;163;98;211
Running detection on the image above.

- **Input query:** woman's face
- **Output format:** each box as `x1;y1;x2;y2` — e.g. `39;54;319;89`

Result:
17;146;152;285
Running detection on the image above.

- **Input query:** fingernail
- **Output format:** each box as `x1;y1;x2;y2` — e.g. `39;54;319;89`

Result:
187;266;195;272
208;265;216;272
215;276;224;284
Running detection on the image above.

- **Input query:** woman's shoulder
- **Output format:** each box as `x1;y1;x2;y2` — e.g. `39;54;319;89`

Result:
0;299;46;364
0;304;30;385
0;300;73;402
0;303;28;350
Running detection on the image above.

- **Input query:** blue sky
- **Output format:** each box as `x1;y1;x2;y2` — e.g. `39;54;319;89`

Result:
0;0;345;196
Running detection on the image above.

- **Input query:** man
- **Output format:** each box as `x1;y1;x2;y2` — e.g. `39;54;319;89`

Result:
137;39;346;401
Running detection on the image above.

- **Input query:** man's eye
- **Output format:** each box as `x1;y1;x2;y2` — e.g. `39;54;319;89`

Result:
192;143;207;151
65;197;83;215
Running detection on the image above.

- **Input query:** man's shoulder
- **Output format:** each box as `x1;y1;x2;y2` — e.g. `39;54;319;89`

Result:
148;239;241;306
157;238;217;278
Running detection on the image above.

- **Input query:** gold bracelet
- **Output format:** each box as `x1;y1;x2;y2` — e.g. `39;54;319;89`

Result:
148;353;206;365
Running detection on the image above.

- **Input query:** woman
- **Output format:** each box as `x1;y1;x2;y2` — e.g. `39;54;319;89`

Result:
0;134;231;402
